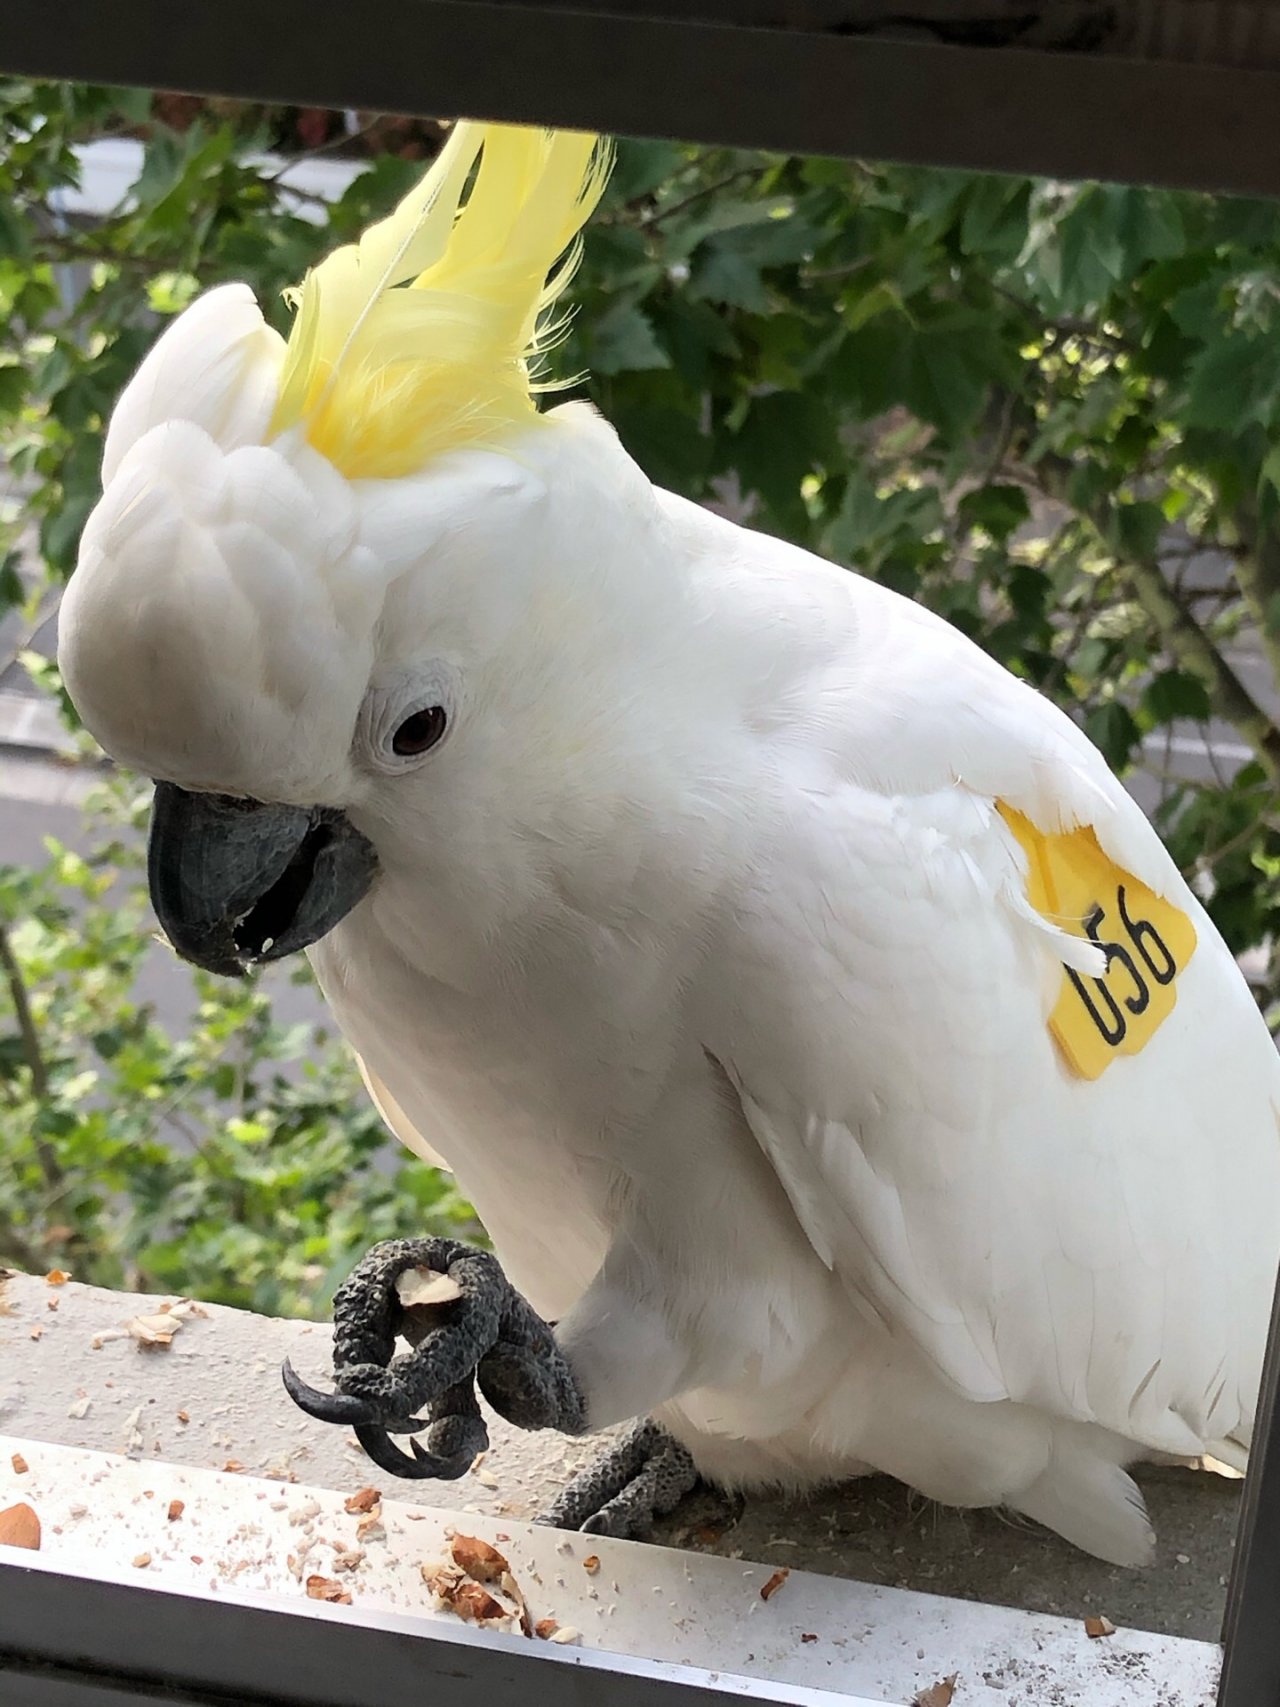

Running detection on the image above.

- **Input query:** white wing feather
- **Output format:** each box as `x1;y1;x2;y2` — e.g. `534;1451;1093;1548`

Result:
688;512;1280;1469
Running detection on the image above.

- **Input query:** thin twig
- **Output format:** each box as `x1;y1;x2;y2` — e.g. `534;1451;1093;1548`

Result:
1190;808;1280;877
0;921;63;1191
258;116;385;185
0;923;49;1102
0;1215;47;1276
630;169;759;232
0;586;63;681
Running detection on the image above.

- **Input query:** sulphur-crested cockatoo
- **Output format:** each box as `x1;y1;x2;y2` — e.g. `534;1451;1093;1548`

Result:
59;122;1280;1564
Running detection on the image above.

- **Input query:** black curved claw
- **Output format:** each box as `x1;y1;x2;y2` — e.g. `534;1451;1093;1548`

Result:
352;1387;487;1482
282;1357;388;1426
282;1358;432;1432
353;1424;456;1480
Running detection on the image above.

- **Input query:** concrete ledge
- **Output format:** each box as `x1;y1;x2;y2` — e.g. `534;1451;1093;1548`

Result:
0;1268;1234;1701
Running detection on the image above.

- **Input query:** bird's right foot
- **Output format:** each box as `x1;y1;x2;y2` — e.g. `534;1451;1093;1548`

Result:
282;1237;588;1480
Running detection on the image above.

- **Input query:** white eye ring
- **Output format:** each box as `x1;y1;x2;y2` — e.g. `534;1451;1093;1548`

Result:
357;668;457;774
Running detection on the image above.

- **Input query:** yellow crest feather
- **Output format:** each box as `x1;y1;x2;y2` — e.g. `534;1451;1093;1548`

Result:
269;122;611;480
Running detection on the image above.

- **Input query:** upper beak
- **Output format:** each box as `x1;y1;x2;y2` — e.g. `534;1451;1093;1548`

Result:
147;782;379;976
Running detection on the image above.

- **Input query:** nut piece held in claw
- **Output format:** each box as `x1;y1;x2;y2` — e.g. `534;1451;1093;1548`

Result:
396;1267;464;1309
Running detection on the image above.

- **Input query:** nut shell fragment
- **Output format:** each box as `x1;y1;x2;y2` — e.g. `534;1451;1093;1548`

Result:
306;1575;353;1604
0;1503;40;1550
1085;1615;1117;1638
356;1511;386;1544
914;1679;958;1707
449;1533;509;1583
127;1312;183;1347
423;1565;506;1623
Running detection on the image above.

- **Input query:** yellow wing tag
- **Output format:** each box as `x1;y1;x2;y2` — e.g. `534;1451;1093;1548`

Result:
997;804;1197;1080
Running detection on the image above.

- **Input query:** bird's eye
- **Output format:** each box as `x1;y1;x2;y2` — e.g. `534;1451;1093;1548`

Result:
391;705;447;757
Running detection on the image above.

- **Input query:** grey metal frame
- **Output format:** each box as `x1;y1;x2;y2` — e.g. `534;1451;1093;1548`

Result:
3;3;1280;1702
0;1552;864;1707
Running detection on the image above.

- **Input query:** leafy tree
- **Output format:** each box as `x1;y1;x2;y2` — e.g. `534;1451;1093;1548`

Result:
0;772;477;1311
2;81;1279;1296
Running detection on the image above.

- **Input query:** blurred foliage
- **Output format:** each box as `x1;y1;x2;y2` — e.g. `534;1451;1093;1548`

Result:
0;774;478;1312
2;81;1280;1298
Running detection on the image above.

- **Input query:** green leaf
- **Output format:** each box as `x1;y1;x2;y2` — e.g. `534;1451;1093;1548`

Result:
0;198;31;260
652;295;739;389
608;139;686;204
1142;669;1212;724
1259;443;1280;502
0;361;25;417
1110;501;1165;561
958;484;1030;542
40;489;96;574
0;551;22;609
584;301;671;376
732;391;836;519
1183;335;1267;431
840;278;907;334
1086;701;1142;769
901;321;1000;437
958;177;1030;261
146;271;201;315
688;243;769;313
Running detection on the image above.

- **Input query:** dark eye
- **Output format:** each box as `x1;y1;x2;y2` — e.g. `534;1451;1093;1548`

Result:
391;705;448;757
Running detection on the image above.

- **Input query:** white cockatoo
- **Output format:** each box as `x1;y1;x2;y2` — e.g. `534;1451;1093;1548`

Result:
59;122;1280;1565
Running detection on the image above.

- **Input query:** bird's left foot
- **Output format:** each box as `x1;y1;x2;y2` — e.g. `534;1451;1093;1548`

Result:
535;1419;699;1538
282;1237;587;1479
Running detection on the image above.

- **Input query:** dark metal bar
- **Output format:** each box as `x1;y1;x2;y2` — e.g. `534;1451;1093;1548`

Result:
1219;1260;1280;1707
4;0;1280;194
0;1553;858;1707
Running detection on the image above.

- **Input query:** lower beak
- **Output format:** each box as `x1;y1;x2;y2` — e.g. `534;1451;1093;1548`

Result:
147;782;379;976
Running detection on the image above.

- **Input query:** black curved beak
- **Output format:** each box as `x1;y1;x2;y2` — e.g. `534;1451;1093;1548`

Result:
147;782;379;977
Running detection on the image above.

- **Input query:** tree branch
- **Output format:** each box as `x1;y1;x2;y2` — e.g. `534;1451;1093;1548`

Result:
1030;454;1280;780
0;1215;48;1277
1232;508;1280;689
1121;551;1280;781
0;921;63;1190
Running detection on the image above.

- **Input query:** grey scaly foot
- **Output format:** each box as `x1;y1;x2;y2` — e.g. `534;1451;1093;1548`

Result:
536;1419;699;1538
282;1237;587;1479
